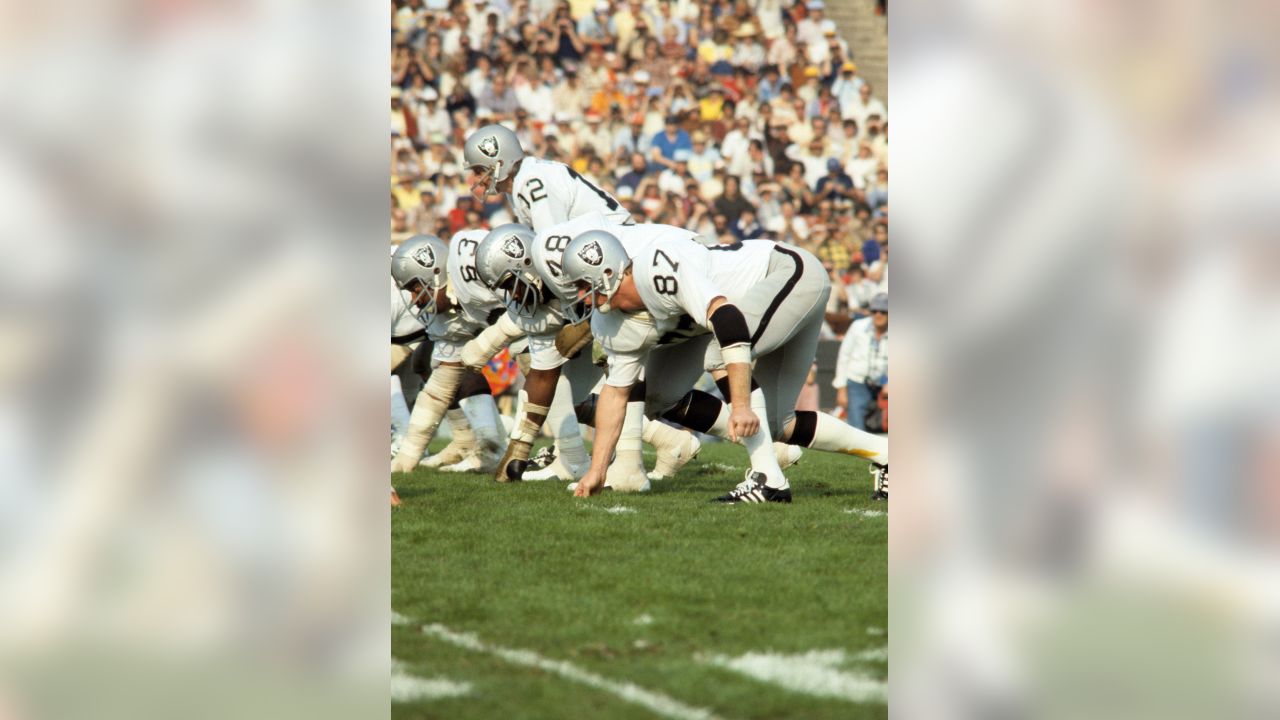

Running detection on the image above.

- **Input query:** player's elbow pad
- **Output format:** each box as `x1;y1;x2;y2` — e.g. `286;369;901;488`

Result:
710;305;752;365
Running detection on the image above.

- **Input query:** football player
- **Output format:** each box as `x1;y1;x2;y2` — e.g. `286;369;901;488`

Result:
514;213;708;485
563;230;890;503
526;212;803;486
390;233;523;475
473;223;659;490
463;124;632;233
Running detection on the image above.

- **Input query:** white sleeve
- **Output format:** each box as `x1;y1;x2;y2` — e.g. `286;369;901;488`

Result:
669;245;724;328
605;350;645;388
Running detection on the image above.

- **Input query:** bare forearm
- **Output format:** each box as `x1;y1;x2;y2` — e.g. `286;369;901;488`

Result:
522;366;561;426
726;361;752;408
589;383;630;475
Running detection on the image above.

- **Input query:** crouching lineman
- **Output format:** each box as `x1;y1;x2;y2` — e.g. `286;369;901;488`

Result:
474;215;704;489
390;233;519;475
563;231;890;503
474;221;697;489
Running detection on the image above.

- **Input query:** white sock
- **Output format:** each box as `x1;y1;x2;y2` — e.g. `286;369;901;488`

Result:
460;394;503;449
696;392;785;487
806;411;889;465
547;374;588;466
390;375;410;440
617;399;645;467
512;389;527;426
445;407;475;447
705;403;731;437
743;388;786;489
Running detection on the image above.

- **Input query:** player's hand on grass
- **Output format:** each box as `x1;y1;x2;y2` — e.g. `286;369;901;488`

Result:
728;405;760;443
391;454;417;474
574;469;605;497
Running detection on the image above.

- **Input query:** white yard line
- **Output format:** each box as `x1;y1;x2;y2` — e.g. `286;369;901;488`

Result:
421;623;729;720
605;505;636;514
844;508;886;518
392;610;413;626
391;659;473;703
706;463;741;474
704;648;887;704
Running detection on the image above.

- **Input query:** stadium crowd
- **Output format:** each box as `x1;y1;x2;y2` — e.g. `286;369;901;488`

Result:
391;0;887;428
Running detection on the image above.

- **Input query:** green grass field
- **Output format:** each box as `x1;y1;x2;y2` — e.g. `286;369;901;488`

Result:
392;439;887;720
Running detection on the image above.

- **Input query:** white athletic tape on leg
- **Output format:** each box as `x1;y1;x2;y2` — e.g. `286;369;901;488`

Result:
391;365;465;471
461;313;524;370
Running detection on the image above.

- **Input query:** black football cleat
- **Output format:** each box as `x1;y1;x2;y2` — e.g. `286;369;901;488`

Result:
870;464;888;500
715;472;792;504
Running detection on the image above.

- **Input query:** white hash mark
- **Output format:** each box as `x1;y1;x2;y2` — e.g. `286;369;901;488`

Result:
391;659;472;702
421;623;729;720
704;648;887;704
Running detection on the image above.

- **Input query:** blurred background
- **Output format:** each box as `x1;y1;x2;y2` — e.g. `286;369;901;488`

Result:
892;0;1280;718
0;1;389;718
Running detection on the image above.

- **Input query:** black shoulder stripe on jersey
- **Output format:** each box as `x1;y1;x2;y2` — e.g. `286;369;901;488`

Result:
750;245;804;345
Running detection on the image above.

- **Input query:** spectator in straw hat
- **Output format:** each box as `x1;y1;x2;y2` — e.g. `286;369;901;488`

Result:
731;21;765;72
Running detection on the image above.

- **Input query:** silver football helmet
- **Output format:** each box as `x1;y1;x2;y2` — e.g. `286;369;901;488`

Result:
475;223;542;317
463;124;525;193
561;230;632;314
391;234;449;320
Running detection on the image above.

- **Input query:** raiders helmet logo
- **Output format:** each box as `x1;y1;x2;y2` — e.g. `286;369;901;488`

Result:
478;136;499;158
577;241;604;267
501;236;525;259
411;245;436;268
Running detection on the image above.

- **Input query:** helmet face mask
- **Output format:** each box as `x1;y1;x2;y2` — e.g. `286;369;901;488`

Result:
562;230;631;315
474;223;541;318
562;295;592;324
391;234;449;322
401;278;440;319
494;266;543;318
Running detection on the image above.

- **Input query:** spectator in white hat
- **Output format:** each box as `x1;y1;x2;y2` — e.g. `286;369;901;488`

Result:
686;130;721;183
833;292;888;432
580;111;613;156
796;0;827;47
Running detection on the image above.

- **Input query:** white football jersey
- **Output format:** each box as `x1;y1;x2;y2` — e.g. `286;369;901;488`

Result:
446;229;502;326
593;310;708;387
632;239;775;326
509;157;633;233
422;230;503;345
